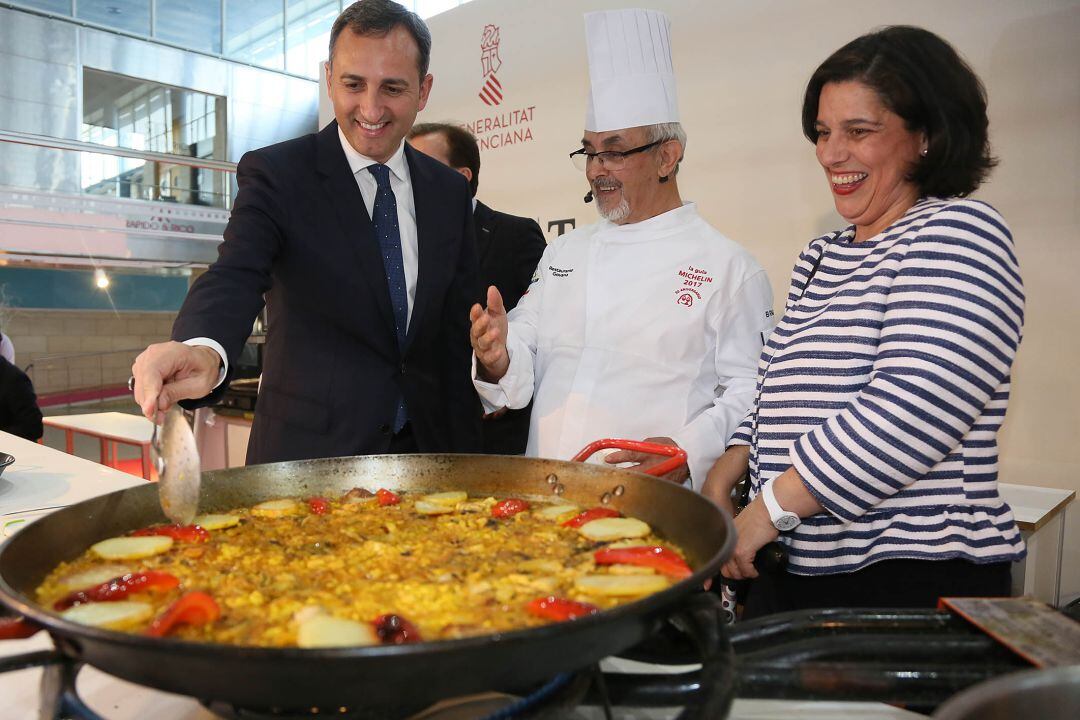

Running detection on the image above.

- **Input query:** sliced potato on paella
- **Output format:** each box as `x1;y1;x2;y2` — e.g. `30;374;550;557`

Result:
415;500;456;516
91;536;173;561
251;498;303;518
574;574;671;597
57;565;133;591
297;613;378;648
60;600;154;629
576;517;651;541
192;513;241;530
420;491;468;506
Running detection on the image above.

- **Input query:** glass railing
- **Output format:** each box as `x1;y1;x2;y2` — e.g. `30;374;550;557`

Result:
0;129;236;210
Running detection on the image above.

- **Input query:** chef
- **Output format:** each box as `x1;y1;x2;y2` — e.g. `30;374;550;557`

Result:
469;8;773;489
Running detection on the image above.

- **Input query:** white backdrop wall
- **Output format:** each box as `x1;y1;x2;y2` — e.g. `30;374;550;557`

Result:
394;0;1080;601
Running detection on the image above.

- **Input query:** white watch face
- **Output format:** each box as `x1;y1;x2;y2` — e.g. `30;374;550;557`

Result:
774;514;800;532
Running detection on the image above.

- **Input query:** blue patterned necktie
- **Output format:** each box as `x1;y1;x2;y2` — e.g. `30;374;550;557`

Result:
368;163;408;432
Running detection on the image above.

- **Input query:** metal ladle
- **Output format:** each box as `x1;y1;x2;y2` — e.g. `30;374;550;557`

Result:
129;377;202;525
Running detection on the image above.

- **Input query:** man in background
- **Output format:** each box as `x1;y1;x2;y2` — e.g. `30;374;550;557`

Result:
409;122;545;454
0;354;43;442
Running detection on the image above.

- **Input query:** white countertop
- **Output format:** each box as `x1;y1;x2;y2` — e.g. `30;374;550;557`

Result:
0;430;142;535
998;482;1075;531
41;411;156;444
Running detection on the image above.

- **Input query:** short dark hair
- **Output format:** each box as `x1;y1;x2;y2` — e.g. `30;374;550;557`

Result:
801;25;996;197
329;0;432;79
409;122;481;197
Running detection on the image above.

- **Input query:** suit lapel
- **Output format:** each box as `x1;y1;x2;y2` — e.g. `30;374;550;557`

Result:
473;200;495;266
316;122;397;339
404;144;439;350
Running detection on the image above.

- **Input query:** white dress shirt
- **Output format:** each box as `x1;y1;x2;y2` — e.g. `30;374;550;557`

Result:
189;130;420;386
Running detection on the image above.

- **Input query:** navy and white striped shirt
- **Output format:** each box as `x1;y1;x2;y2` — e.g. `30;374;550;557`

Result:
731;197;1026;574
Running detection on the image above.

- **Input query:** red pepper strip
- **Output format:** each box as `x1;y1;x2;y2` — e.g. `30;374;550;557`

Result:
491;498;530;518
145;592;221;638
561;507;621;528
131;524;210;543
594;546;693;579
376;488;400;506
373;613;422;644
0;616;43;640
53;571;181;610
525;596;599;622
307;497;331;515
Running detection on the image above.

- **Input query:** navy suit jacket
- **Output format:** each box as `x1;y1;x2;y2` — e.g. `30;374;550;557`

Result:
174;121;482;464
472;200;545;455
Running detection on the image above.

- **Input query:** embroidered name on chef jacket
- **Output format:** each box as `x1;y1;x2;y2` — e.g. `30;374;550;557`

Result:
675;265;713;307
549;265;574;278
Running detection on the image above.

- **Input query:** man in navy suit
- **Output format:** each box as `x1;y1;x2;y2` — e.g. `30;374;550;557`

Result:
408;123;546;454
131;0;481;463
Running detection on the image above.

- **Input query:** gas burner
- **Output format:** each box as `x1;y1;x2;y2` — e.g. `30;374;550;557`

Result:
201;672;591;720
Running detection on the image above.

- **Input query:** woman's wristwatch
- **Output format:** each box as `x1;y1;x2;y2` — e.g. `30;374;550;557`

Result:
761;482;801;531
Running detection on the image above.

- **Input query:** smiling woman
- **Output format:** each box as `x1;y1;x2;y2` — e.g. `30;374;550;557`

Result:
704;26;1025;619
812;81;925;241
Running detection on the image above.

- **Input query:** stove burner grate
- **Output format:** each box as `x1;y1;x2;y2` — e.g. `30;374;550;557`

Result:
1;604;1036;720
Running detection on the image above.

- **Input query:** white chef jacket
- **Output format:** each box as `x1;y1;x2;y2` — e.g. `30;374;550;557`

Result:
473;202;773;489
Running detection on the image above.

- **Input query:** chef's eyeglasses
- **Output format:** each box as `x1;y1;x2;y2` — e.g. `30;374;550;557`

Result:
569;140;663;171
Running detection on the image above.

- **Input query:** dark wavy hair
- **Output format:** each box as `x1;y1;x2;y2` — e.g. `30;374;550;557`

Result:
329;0;431;79
802;26;996;197
409;122;481;197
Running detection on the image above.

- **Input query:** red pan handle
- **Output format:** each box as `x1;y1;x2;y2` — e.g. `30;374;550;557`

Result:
0;615;42;640
571;439;688;478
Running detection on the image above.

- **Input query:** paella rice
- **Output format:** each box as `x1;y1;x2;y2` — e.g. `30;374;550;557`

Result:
35;488;693;647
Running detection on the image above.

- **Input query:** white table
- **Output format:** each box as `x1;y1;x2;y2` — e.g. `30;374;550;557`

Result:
42;412;156;480
0;430;142;537
999;483;1075;608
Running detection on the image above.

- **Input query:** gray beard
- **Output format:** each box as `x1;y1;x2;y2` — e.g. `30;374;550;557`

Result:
598;196;630;223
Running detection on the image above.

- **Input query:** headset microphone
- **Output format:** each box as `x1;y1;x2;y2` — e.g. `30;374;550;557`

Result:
583;189;594;203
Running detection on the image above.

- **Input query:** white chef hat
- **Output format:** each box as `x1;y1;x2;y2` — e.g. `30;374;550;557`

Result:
584;9;679;133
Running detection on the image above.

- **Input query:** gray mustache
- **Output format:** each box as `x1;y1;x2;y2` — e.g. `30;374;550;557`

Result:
591;180;622;191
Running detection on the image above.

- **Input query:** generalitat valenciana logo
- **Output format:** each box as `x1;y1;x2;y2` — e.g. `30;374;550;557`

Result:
479;24;503;106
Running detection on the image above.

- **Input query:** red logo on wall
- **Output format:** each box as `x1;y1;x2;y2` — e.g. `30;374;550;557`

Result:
479;24;503;106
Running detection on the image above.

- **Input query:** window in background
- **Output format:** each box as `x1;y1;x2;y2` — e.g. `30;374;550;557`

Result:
80;69;227;206
286;0;338;79
156;0;222;54
225;0;285;70
76;0;151;36
11;1;72;16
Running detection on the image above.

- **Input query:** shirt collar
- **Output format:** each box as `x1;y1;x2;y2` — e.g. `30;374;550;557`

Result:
337;125;409;182
596;201;698;236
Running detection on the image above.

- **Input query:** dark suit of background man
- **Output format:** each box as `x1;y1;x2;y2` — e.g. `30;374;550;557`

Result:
132;0;481;463
408;123;546;455
0;356;43;442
